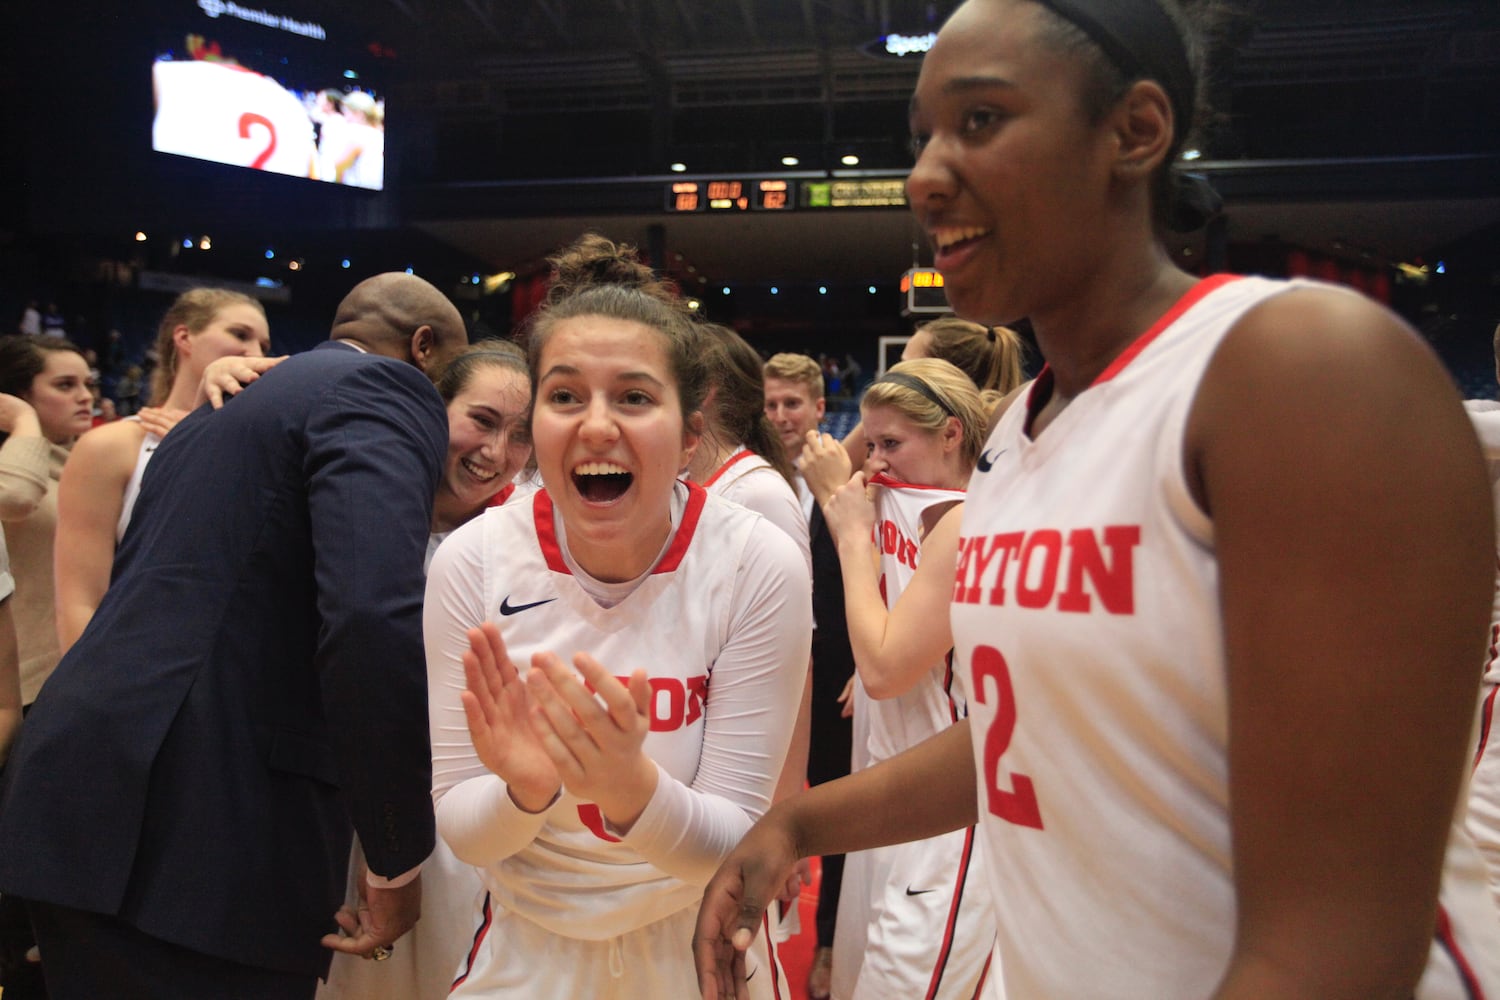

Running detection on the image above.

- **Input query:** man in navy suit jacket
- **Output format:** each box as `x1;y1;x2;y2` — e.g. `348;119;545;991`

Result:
0;272;468;998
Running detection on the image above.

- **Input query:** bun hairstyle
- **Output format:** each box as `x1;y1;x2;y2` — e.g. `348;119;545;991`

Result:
916;316;1028;397
150;287;266;406
861;357;990;466
699;324;796;488
1028;0;1223;232
525;233;709;419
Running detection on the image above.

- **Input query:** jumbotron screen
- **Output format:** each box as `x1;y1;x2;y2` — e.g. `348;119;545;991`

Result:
151;0;386;190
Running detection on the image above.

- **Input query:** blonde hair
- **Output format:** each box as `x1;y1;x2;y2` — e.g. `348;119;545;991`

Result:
916;316;1027;396
861;357;990;466
763;352;824;400
151;288;265;405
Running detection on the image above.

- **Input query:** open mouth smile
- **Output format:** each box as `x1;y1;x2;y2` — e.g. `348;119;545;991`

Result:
572;460;633;503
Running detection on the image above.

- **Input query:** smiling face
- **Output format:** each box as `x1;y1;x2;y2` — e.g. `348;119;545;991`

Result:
905;0;1116;325
27;350;95;444
862;402;966;489
436;364;532;528
531;315;699;582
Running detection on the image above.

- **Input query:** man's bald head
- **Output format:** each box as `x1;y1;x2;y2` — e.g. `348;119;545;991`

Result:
329;272;468;378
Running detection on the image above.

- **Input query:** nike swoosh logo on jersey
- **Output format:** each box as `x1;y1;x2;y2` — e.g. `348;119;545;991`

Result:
499;596;557;616
905;886;936;896
976;448;1005;473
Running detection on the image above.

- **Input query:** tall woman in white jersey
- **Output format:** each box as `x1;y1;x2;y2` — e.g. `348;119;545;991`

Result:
802;358;997;1000
697;0;1500;996
426;234;810;999
53;288;270;654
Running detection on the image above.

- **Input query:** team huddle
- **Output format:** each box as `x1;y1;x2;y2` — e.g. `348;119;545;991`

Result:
1;0;1499;998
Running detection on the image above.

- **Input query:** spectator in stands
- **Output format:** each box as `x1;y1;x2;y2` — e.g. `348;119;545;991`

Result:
17;302;40;338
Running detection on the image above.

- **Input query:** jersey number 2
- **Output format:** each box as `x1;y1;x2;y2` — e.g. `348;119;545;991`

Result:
237;112;277;170
972;645;1044;830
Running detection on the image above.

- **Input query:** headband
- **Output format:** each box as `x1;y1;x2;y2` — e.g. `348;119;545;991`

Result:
870;372;955;417
1033;0;1221;232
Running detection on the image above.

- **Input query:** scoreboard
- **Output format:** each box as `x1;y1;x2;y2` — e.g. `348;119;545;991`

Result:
900;268;950;316
666;179;793;212
665;177;903;212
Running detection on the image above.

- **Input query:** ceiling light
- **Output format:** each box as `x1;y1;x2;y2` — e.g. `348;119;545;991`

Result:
770;286;779;295
842;155;860;166
1182;148;1202;161
781;156;799;166
722;286;731;295
341;258;351;269
818;286;827;295
670;162;687;172
264;248;275;259
199;236;212;250
134;231;147;242
868;286;877;294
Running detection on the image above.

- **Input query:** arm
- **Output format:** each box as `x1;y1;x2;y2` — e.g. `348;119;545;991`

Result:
613;523;812;885
1191;288;1493;999
307;361;445;882
824;470;964;700
0;395;51;521
425;523;557;866
695;719;977;999
54;421;141;652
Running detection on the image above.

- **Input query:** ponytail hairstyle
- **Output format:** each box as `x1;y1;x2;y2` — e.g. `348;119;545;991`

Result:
699;324;796;489
861;357;989;467
1027;0;1224;232
150;287;266;406
523;233;709;420
916;316;1028;396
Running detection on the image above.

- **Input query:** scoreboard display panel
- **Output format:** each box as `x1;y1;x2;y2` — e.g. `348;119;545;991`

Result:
665;179;794;212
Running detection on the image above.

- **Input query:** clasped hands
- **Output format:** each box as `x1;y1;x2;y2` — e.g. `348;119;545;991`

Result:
799;430;883;546
462;622;657;831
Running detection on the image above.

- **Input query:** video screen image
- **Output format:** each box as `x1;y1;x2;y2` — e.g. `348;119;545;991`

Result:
151;10;384;190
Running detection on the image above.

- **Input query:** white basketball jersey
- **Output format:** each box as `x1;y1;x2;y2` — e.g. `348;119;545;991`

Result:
705;447;811;579
861;473;966;765
1463;400;1500;910
152;60;316;178
953;274;1500;997
428;482;809;941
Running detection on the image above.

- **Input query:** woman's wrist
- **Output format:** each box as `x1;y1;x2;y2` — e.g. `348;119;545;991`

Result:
508;783;562;814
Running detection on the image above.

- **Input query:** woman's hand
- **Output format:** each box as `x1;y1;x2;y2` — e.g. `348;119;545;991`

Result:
799;431;853;508
525;651;657;832
460;622;561;812
136;405;190;438
694;809;803;1000
0;394;40;437
822;471;877;552
836;674;856;720
198;354;288;409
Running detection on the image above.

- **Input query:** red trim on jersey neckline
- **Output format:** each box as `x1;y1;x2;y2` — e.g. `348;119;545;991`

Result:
1093;272;1244;385
532;481;708;576
704;448;755;488
869;471;967;494
1023;273;1245;434
487;483;516;507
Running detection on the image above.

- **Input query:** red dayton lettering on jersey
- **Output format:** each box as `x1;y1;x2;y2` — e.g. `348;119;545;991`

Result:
953;525;1140;613
589;675;710;732
874;519;919;570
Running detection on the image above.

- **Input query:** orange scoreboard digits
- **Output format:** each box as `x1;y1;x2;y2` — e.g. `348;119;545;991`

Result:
665;179;793;212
